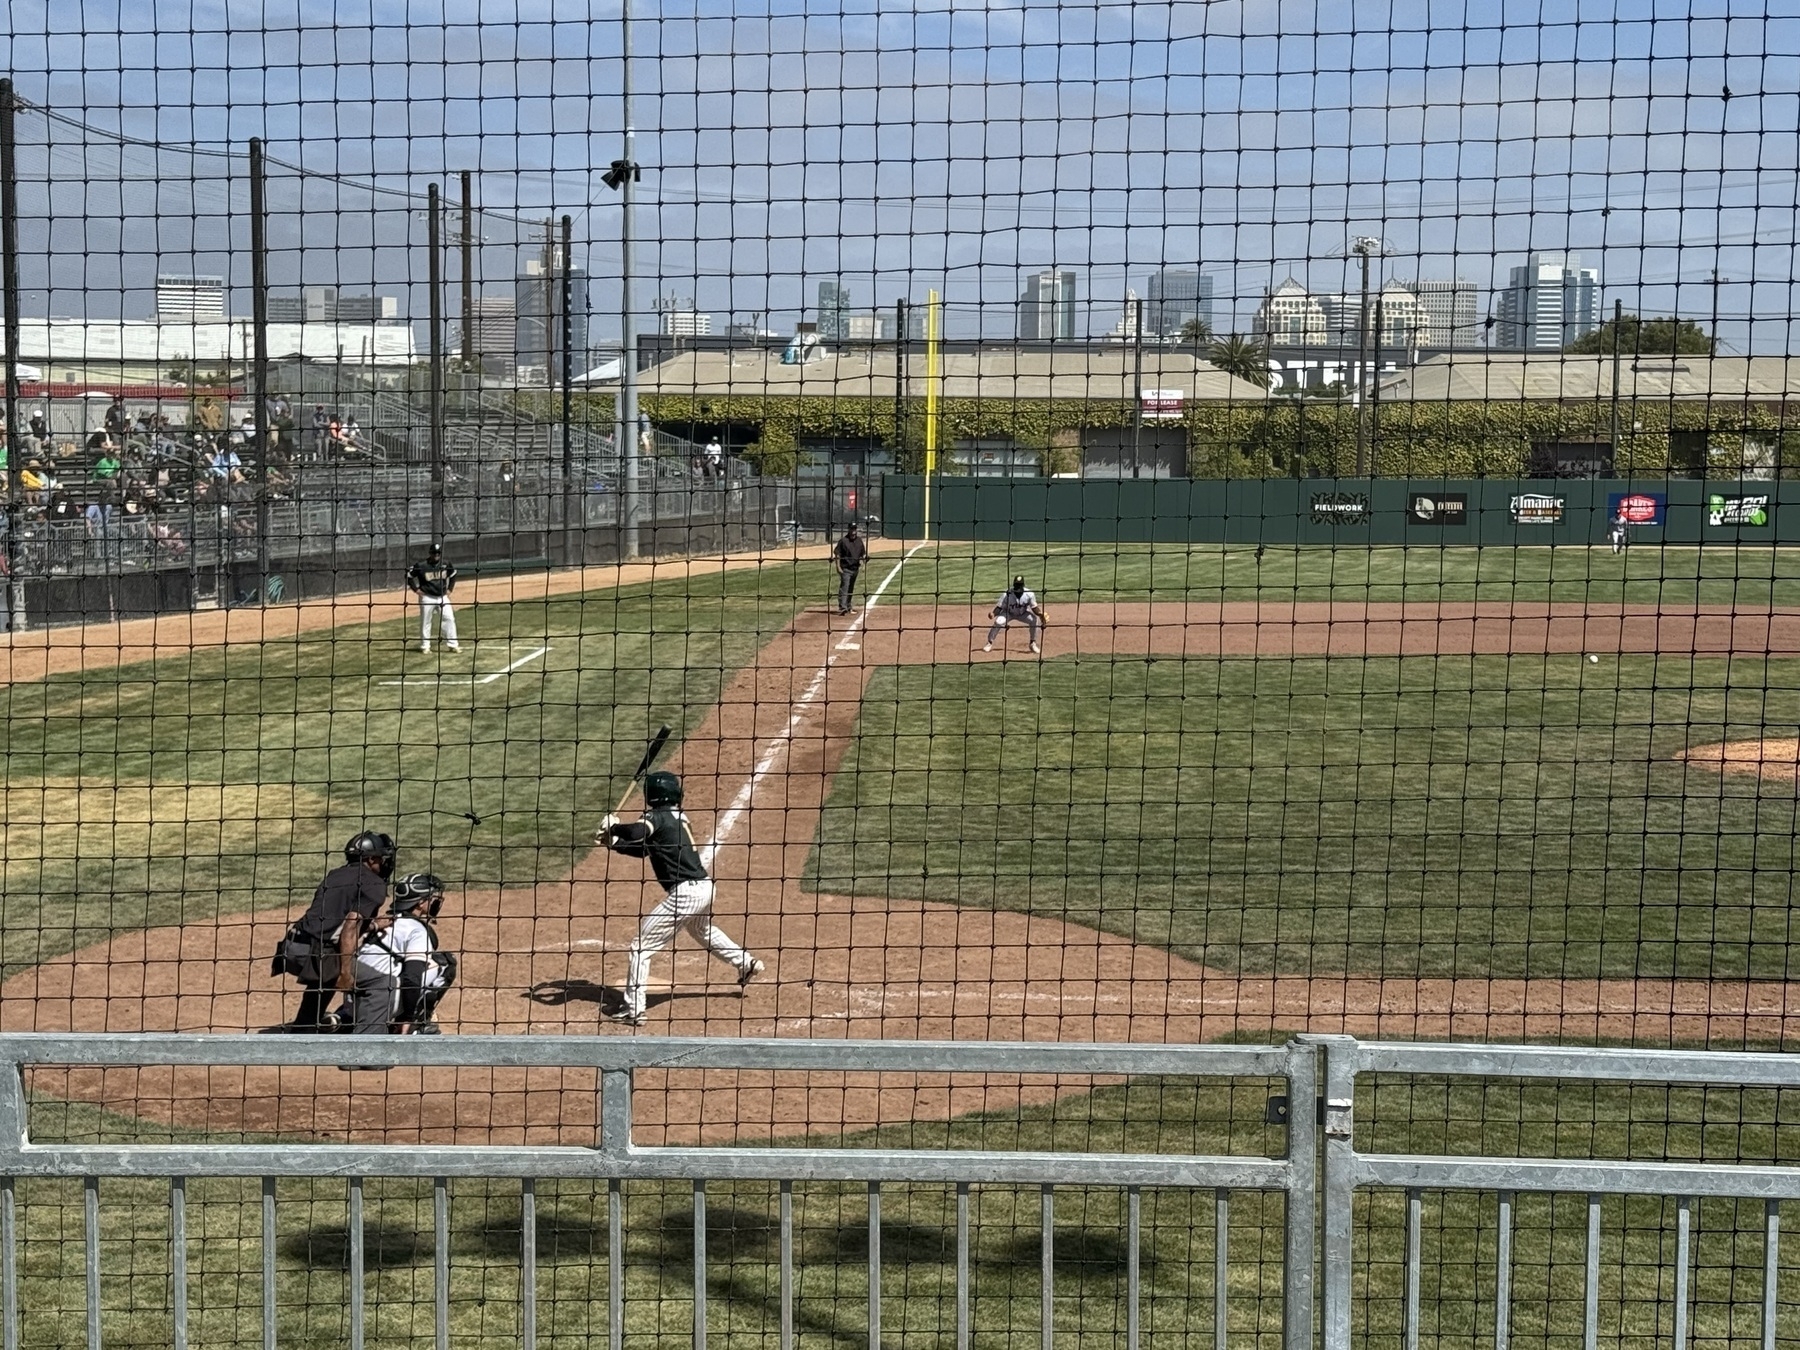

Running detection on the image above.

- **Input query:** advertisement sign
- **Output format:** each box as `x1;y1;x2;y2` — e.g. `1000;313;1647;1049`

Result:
1510;493;1566;525
1407;492;1468;526
1606;492;1667;526
1707;494;1771;527
1310;492;1371;525
1139;389;1185;421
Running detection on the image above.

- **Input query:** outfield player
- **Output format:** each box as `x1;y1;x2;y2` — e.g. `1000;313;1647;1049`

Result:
593;770;763;1026
406;543;460;653
983;575;1046;654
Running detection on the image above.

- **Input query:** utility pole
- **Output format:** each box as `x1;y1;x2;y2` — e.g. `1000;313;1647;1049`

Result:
1351;236;1384;477
894;299;909;466
427;184;446;545
1369;294;1383;478
1129;295;1145;478
460;170;474;372
615;0;641;560
0;79;22;630
1620;297;1634;464
560;214;575;558
249;138;272;601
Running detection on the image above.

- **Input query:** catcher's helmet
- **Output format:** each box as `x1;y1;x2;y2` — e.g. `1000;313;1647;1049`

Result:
642;770;683;808
344;830;398;878
391;872;446;917
1012;575;1027;593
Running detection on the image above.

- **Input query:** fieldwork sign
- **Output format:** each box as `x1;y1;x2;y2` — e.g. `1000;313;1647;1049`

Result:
1311;492;1370;524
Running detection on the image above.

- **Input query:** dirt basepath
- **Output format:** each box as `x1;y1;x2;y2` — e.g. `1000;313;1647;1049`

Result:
8;596;1799;1144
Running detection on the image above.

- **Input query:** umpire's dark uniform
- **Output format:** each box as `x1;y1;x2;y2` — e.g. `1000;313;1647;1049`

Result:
834;525;869;615
291;861;388;1031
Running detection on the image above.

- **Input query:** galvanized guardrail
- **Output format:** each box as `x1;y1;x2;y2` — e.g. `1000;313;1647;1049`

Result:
9;1033;1800;1350
0;1033;1316;1350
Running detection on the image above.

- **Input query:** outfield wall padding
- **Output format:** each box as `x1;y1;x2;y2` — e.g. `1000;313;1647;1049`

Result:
882;476;1797;546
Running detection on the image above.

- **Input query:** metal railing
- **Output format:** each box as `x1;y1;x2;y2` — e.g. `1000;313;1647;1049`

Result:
14;1033;1800;1348
0;1033;1316;1350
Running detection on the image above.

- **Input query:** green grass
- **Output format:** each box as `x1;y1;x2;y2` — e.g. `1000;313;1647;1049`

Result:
21;1077;1800;1348
0;564;814;976
811;652;1800;981
901;542;1800;607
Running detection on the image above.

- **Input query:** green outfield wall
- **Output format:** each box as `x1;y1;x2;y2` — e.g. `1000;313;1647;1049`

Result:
881;475;1800;546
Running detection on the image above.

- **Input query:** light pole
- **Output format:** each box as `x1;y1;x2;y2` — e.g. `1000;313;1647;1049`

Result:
1350;236;1385;477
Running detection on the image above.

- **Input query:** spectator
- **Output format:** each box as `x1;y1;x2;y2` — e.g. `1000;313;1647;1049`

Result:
310;404;330;460
103;397;130;439
27;410;47;443
499;459;516;493
0;428;8;494
83;499;111;536
19;459;49;508
210;444;242;479
705;436;724;480
327;416;345;456
92;447;123;483
85;428;117;454
341;415;365;453
47;490;79;523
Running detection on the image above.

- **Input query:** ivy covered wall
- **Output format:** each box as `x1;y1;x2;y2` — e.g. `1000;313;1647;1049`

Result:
520;390;1798;479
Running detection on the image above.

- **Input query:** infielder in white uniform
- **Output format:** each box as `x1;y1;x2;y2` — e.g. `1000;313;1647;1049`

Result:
593;771;763;1026
983;575;1046;654
406;543;460;653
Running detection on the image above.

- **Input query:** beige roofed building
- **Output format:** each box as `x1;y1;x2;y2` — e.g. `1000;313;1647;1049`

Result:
1379;353;1800;403
635;348;1273;402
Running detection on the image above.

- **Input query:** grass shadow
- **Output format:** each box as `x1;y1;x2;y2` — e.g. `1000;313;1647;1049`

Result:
280;1221;429;1270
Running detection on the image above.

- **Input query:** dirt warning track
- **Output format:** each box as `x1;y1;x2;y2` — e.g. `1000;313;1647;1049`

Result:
8;597;1800;1144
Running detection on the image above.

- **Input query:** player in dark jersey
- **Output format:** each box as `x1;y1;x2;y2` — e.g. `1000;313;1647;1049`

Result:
593;770;763;1025
406;543;459;653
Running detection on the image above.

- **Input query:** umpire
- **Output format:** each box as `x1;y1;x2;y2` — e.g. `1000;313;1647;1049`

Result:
833;522;868;615
286;831;398;1033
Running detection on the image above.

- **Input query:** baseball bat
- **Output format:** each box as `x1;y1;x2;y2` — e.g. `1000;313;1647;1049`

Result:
610;724;673;814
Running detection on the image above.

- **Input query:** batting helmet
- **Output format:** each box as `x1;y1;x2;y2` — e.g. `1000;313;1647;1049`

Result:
642;771;683;808
391;872;446;918
344;830;398;878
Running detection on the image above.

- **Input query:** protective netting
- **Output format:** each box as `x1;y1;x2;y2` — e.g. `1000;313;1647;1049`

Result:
4;2;1800;1344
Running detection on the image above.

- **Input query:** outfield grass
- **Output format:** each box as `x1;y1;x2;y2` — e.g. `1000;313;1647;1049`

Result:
19;1077;1800;1348
904;541;1800;608
811;652;1800;981
0;565;814;976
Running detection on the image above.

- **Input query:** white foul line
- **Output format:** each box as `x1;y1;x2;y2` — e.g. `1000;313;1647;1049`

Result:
377;644;552;687
700;546;928;870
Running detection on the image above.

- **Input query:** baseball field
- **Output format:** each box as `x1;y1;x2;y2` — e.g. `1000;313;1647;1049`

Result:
5;538;1800;1344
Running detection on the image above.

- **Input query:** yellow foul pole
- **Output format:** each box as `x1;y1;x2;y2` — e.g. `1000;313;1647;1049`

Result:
922;289;940;541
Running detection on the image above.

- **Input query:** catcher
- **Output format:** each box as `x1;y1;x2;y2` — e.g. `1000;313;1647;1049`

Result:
983;575;1046;654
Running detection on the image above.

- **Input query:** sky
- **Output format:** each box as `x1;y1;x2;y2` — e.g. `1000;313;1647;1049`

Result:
3;0;1799;350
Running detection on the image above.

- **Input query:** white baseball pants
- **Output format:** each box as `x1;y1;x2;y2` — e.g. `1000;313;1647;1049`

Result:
419;596;458;647
986;612;1041;646
624;879;753;1017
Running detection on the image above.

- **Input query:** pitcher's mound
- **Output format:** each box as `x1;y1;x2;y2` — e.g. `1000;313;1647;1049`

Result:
1681;738;1800;787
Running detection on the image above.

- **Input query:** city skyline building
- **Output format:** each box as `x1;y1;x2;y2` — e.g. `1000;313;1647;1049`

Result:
817;282;851;341
464;295;518;374
1018;269;1078;341
1144;269;1215;337
1407;279;1480;348
1254;279;1328;345
155;274;225;322
1496;251;1601;348
267;286;399;324
514;239;589;381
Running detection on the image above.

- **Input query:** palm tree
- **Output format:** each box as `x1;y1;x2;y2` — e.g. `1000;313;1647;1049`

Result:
1207;335;1272;389
1178;317;1212;347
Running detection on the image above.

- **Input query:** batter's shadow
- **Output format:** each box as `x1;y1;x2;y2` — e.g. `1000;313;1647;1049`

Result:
524;980;705;1016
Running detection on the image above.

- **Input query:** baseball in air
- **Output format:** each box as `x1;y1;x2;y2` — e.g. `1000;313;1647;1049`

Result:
1588;654;1600;664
